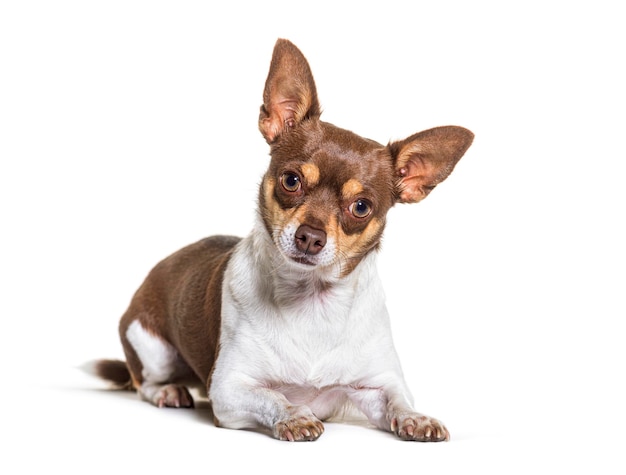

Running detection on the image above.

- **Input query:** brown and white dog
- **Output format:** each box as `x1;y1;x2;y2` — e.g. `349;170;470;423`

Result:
91;39;473;442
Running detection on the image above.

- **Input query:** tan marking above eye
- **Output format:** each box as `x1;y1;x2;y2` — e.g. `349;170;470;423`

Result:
342;178;364;199
301;163;320;187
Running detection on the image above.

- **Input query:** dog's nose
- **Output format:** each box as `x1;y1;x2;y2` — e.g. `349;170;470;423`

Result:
295;225;327;255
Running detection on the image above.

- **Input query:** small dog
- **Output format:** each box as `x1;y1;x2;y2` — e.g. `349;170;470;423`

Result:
91;39;473;442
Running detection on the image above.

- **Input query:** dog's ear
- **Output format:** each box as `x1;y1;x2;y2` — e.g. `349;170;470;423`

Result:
389;126;474;203
259;39;321;143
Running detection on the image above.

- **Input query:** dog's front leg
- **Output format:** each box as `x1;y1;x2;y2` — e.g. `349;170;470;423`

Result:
210;383;324;441
349;384;450;442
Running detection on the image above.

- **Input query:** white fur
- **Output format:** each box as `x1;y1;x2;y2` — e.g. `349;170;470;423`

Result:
209;216;419;434
126;319;178;383
125;319;187;404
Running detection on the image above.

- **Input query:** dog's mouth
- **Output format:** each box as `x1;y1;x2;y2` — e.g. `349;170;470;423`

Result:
290;255;317;266
273;223;337;270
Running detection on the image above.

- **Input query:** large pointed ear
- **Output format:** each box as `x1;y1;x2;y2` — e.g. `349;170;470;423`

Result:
389;126;474;203
258;39;321;143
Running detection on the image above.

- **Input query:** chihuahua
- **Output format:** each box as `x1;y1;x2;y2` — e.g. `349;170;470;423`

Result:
91;39;473;442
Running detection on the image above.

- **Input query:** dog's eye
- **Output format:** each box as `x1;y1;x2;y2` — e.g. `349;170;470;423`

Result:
280;173;302;193
349;199;372;219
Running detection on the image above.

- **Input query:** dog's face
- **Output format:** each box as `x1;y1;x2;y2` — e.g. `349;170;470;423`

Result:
259;120;395;276
257;40;473;277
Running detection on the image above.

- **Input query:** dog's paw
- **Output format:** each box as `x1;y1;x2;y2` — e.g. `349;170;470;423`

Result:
390;413;449;442
274;415;325;442
154;384;195;408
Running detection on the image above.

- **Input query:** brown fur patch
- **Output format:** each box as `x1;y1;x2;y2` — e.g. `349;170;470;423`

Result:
93;360;134;390
117;236;240;389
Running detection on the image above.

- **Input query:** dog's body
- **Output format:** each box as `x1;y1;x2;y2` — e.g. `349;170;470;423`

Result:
93;39;473;442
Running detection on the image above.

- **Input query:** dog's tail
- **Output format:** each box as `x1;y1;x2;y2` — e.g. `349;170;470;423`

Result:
82;359;135;391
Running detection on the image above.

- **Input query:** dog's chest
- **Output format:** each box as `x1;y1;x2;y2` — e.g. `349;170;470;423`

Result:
252;287;361;382
222;277;384;385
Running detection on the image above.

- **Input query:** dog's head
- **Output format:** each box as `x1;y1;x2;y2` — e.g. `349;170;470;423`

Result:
258;39;473;277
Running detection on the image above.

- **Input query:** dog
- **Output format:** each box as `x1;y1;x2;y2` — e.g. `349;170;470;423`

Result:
90;39;473;442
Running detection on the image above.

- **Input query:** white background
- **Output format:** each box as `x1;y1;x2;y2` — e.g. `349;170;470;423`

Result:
1;1;624;473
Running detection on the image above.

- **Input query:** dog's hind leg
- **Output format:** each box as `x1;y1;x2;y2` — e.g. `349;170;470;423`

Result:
122;318;195;408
